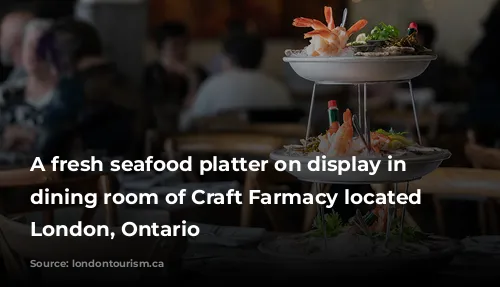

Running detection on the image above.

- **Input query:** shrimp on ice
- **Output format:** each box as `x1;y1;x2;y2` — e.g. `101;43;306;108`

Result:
292;16;332;57
305;19;369;54
293;6;368;56
329;109;353;156
327;122;340;135
369;205;388;233
370;132;391;153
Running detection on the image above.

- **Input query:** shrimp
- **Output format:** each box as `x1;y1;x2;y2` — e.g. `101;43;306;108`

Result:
293;7;368;56
369;205;388;233
327;122;340;135
370;132;391;153
324;6;335;30
347;19;369;37
293;16;332;57
330;109;353;156
292;17;329;32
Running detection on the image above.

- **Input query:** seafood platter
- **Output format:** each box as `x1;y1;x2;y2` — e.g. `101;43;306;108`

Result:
276;6;450;184
284;7;436;83
265;6;456;269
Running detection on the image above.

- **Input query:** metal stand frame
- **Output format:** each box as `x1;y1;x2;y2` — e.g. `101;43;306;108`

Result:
306;80;422;248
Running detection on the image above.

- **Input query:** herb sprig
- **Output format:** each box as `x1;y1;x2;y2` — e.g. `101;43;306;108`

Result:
367;23;399;41
310;212;345;238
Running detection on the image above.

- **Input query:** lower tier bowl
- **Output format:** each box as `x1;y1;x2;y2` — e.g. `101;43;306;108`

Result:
269;148;451;184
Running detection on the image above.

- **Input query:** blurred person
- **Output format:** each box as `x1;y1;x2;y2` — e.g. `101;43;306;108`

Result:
468;1;500;148
143;21;207;133
206;18;258;75
180;33;293;130
411;21;456;103
0;10;34;86
0;63;12;83
0;19;56;152
7;19;139;159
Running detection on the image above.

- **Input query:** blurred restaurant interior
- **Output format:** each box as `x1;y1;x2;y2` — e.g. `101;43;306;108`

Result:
0;0;500;281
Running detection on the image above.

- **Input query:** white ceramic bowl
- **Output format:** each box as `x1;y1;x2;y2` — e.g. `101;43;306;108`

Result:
269;148;451;184
283;55;437;84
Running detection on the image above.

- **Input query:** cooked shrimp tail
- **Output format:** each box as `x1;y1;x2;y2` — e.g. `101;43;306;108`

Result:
347;19;368;36
327;122;340;135
343;108;353;125
324;6;335;30
293;17;329;31
330;109;354;156
304;29;333;39
293;8;368;56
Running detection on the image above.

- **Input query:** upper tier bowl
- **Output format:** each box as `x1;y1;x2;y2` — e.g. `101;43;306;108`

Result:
283;55;437;84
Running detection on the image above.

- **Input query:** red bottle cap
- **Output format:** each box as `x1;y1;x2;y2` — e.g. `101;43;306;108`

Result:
409;22;418;30
328;100;337;108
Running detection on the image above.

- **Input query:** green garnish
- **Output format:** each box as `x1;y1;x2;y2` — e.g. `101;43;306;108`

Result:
310;212;345;238
376;128;408;136
367;23;399;41
304;137;320;153
371;225;428;242
376;128;413;147
396;225;428;242
347;41;366;46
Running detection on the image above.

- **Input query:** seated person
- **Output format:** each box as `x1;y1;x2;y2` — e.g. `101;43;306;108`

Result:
0;19;56;152
467;3;500;148
206;18;257;75
142;21;207;133
0;10;34;86
180;33;293;130
9;19;139;160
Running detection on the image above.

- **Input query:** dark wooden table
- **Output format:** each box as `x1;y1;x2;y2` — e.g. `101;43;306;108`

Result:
181;233;500;284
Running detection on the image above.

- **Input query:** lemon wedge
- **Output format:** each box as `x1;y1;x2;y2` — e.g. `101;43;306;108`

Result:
388;135;413;146
388;140;405;150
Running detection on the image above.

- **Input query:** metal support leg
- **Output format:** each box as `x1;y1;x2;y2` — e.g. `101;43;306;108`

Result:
357;84;362;126
363;83;368;136
400;182;410;242
408;81;422;145
385;183;398;246
306;83;318;139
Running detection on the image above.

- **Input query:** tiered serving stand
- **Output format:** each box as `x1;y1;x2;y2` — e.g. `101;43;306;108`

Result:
268;53;452;252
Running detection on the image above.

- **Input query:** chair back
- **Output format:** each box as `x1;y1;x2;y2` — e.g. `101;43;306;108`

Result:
465;130;500;170
0;165;58;188
165;133;285;158
0;173;118;226
0;165;60;225
241;123;306;140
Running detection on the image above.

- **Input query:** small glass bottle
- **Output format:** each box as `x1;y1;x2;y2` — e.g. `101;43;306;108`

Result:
328;100;339;124
327;100;340;134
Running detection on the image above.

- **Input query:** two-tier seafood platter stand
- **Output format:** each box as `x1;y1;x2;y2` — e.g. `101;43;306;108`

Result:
270;55;452;246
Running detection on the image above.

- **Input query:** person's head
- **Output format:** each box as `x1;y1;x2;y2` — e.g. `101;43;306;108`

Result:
22;19;53;75
37;18;103;76
0;11;34;66
222;33;264;70
225;18;258;36
225;19;247;36
154;21;189;64
415;22;436;48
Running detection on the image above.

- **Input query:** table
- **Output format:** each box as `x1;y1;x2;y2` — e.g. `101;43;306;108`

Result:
181;232;500;284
